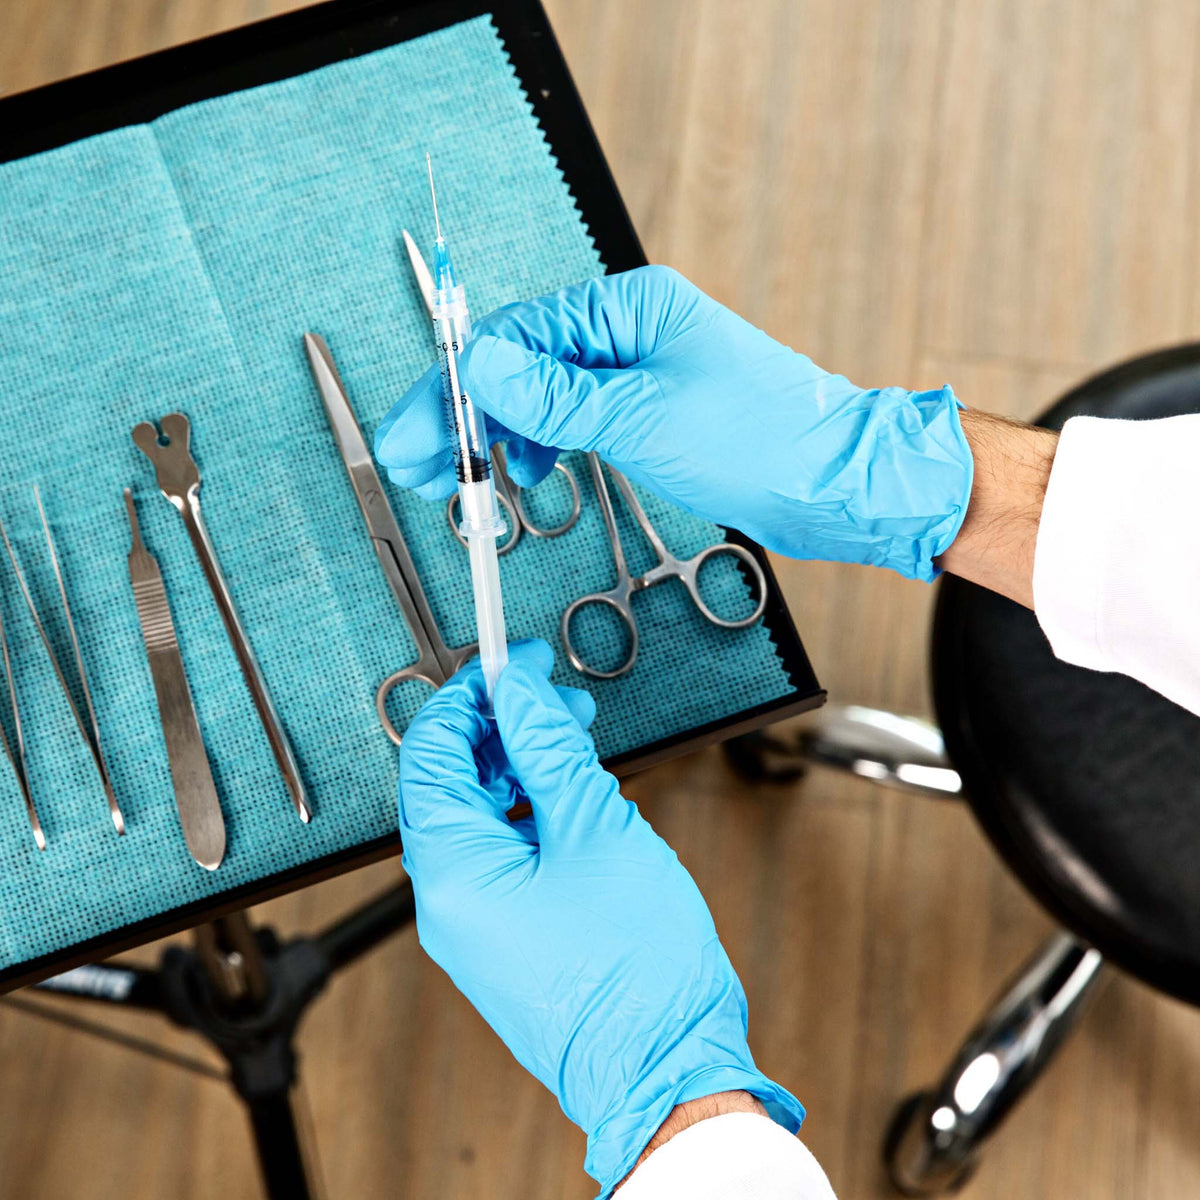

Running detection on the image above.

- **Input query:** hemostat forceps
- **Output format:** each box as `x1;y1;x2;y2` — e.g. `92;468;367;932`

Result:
402;230;581;555
304;333;475;746
562;456;769;679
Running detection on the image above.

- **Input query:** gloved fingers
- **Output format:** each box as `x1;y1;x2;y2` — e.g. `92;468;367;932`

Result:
460;336;657;458
386;434;554;500
374;361;444;487
496;646;599;737
472;681;594;823
409;471;459;503
374;364;523;494
494;657;625;845
398;666;526;869
473;266;709;368
555;681;597;731
500;436;560;488
377;266;705;486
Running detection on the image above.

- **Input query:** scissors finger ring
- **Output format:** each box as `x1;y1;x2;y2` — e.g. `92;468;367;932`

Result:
510;460;582;538
679;543;768;628
560;590;640;680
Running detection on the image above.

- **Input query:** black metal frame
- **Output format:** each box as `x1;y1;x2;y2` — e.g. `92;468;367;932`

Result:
10;883;419;1199
0;0;824;995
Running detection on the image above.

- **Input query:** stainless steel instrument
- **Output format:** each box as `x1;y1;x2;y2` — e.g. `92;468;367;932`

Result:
0;564;42;850
402;229;582;555
445;441;581;554
132;413;311;824
0;491;124;834
125;488;226;870
561;456;769;679
303;332;474;746
401;235;766;680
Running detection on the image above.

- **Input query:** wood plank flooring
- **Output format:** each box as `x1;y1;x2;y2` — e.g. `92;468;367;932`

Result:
1;1;1197;1196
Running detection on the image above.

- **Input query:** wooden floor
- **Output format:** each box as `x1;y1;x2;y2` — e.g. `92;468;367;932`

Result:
2;1;1198;1196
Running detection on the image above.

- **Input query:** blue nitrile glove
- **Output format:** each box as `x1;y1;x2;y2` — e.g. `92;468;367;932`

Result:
375;265;973;582
398;638;804;1196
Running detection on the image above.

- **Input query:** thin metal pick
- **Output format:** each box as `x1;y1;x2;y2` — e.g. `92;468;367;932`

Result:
0;493;124;834
0;577;44;849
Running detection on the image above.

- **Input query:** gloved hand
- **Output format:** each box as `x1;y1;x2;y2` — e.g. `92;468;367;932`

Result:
376;265;973;582
398;638;804;1195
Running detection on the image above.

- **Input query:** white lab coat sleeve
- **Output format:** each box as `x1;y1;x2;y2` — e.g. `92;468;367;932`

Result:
1032;414;1200;717
616;1113;837;1199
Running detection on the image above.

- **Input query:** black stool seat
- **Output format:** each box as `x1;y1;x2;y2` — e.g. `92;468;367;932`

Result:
933;344;1200;1005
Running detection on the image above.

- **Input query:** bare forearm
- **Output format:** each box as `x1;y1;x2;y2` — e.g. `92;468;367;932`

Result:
616;1091;767;1190
935;410;1059;608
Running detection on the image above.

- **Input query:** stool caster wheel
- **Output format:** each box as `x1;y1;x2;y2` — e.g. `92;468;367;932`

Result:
880;934;1105;1195
883;1091;978;1196
723;729;808;783
724;706;962;796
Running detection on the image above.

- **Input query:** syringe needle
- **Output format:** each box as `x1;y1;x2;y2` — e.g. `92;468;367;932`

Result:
423;156;509;705
426;151;442;241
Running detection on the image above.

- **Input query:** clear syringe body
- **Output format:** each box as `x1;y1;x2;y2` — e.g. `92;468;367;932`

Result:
431;238;509;705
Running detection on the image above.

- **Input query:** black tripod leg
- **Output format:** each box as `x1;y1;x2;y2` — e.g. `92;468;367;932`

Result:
246;1087;324;1200
190;913;327;1200
315;878;415;969
13;883;419;1200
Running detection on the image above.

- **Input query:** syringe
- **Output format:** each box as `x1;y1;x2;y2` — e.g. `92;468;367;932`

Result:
425;154;509;705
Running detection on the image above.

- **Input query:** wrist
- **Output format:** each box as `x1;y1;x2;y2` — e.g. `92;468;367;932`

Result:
935;409;1058;607
615;1091;767;1191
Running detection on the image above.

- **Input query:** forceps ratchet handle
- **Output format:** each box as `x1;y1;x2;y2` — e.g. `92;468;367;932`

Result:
606;468;769;629
561;453;639;679
562;454;768;679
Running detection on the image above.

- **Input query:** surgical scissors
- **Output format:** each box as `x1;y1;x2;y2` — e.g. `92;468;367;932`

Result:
304;332;475;745
562;455;769;679
402;230;581;555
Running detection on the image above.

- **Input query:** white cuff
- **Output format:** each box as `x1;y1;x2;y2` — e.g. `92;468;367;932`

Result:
1033;414;1200;716
616;1113;837;1200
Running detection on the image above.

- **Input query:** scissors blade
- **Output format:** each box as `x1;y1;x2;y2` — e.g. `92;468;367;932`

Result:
402;229;435;318
303;333;455;682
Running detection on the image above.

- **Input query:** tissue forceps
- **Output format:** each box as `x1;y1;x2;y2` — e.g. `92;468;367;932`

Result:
0;492;125;836
304;333;475;746
0;566;43;849
562;456;769;679
402;230;581;554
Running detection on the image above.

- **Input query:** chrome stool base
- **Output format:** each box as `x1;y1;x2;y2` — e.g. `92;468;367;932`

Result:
882;934;1105;1195
725;711;1107;1195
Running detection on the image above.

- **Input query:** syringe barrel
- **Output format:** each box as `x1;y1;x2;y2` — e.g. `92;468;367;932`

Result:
458;478;508;706
433;284;491;485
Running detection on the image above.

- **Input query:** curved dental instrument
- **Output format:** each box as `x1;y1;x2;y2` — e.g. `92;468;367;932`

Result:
132;413;311;824
125;488;225;870
303;332;475;746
